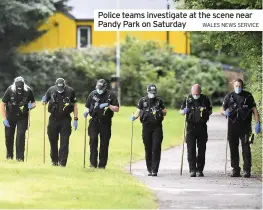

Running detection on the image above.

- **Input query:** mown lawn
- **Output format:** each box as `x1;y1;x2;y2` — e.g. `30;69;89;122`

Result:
0;104;185;208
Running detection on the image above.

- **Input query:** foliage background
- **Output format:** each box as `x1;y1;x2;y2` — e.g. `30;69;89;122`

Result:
1;36;227;108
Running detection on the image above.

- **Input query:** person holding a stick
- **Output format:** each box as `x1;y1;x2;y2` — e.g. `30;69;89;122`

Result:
221;79;260;178
41;78;78;167
131;84;167;177
0;76;36;162
179;84;212;177
83;79;119;169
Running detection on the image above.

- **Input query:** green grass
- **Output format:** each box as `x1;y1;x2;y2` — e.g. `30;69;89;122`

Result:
239;131;262;181
251;134;262;180
0;104;184;208
213;106;222;113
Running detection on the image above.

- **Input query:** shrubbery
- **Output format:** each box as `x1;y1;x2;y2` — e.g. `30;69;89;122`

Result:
2;36;227;108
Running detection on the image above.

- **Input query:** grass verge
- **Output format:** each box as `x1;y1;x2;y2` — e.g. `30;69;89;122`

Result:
0;104;184;208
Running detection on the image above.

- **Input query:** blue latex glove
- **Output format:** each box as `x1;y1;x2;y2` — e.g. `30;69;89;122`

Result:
99;103;109;109
225;109;230;118
73;120;78;130
28;103;33;109
83;112;89;118
255;122;261;134
183;108;189;114
130;116;136;121
41;95;47;103
3;119;10;127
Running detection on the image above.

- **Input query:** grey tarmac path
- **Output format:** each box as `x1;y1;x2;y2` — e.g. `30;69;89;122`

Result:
128;113;262;209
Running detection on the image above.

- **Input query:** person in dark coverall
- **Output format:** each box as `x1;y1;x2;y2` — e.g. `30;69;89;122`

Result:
0;76;36;161
221;79;261;178
41;78;78;167
83;79;119;169
180;84;212;177
131;84;167;176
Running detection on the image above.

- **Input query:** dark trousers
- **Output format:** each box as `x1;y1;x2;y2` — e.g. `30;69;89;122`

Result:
88;119;112;168
47;116;72;166
228;123;251;171
142;123;163;173
5;117;28;161
186;123;208;172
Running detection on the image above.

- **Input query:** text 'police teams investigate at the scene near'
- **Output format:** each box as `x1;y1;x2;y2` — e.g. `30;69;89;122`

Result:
97;11;254;19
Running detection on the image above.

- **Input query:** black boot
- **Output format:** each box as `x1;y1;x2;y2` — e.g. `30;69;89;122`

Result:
231;168;241;177
243;170;251;178
190;170;196;177
152;172;158;177
17;158;24;162
197;171;204;177
52;162;58;166
151;169;158;176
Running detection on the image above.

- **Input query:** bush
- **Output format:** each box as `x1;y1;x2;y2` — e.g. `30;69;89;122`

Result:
14;48;116;101
247;59;262;178
2;36;227;108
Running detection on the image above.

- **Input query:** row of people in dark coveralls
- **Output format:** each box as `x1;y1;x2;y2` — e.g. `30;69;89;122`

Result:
1;77;261;178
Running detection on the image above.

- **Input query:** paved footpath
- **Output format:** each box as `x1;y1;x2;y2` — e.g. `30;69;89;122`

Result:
129;114;262;209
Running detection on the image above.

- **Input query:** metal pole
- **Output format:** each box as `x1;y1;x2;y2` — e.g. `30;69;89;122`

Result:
116;0;121;105
185;32;189;55
166;0;170;45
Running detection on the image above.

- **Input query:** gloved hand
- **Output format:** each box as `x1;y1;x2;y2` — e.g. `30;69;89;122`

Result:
41;95;47;102
28;103;33;109
183;108;189;114
225;109;230;118
3;119;10;127
130;116;136;121
73;120;78;130
255;122;261;134
83;112;89;118
99;103;109;109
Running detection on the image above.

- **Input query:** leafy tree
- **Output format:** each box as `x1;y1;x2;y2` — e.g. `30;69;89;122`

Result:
190;32;242;67
0;0;69;92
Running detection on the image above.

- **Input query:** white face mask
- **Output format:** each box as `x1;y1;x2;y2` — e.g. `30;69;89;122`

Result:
16;87;23;94
148;93;155;98
56;83;65;93
96;89;104;95
234;87;242;94
193;94;200;100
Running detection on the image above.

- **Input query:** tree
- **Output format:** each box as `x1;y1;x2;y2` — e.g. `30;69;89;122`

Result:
185;0;262;9
0;0;69;92
190;32;242;67
0;0;53;54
